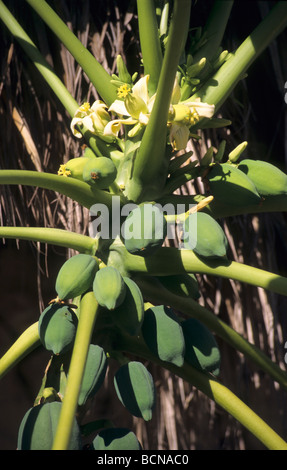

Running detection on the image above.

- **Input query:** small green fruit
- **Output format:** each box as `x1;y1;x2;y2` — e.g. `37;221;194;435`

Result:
17;402;82;450
38;303;78;355
123;203;167;257
92;427;142;450
82;157;117;188
114;361;155;421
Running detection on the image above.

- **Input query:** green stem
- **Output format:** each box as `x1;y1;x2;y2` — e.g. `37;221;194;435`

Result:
0;169;114;210
52;292;100;450
136;277;287;390
0;323;40;380
0;226;96;255
181;0;234;100
0;0;78;117
157;193;287;219
116;332;287;450
136;0;163;96
24;0;117;106
193;1;234;63
189;1;287;112
122;247;287;297
126;0;192;203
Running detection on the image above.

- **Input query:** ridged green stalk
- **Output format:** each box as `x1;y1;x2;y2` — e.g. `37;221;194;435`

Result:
0;323;40;380
116;331;287;450
0;227;96;255
0;0;78;117
52;292;100;450
124;246;287;297
136;0;163;95
189;1;287;112
137;277;287;390
0;170;115;210
24;0;117;106
126;0;192;203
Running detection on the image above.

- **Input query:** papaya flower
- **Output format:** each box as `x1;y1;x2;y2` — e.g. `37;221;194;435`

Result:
168;78;215;150
103;74;156;138
70;100;113;141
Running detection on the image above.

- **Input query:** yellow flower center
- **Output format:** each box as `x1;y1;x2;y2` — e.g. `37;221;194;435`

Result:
57;164;71;177
117;84;131;99
79;102;90;113
189;108;200;125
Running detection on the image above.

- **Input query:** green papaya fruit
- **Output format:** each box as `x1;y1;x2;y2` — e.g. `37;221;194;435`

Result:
111;276;144;336
156;273;200;300
78;344;108;406
141;305;185;367
114;361;155;421
38;303;78;355
183;211;228;258
55;254;99;301
17;402;82;450
123;203;167;257
92;427;142;450
181;318;221;376
58;156;90;179
207;162;261;206
238;159;287;196
93;266;126;310
82;156;117;189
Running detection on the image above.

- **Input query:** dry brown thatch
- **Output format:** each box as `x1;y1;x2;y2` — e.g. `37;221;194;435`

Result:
1;0;287;450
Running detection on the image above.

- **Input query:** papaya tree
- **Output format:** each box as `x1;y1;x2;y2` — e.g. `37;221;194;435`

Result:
1;0;287;450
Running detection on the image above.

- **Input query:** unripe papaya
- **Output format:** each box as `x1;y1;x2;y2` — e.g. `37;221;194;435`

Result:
141;305;185;367
17;402;82;450
114;361;155;421
93;266;126;310
183;211;228;258
238;159;287;196
78;344;108;406
156;273;200;300
111;276;144;336
122;203;167;257
207;162;261;206
82;156;117;189
92;427;142;450
181;318;221;376
59;156;90;179
38;303;78;355
55;254;99;301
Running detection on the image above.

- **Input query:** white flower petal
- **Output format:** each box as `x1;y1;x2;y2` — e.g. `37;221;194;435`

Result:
138;112;149;125
109;99;130;117
70;117;84;138
169;123;190;151
132;74;149;105
186;101;215;118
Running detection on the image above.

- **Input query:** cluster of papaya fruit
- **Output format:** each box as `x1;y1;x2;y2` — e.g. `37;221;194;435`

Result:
58;146;117;189
205;158;287;206
17;249;221;449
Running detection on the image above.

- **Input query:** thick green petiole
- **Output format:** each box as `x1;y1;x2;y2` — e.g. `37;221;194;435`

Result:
0;0;78;117
116;332;287;450
189;1;287;112
24;0;117;106
136;0;163;96
0;170;115;210
137;277;287;390
123;247;287;298
52;292;100;450
0;227;97;255
126;0;192;203
0;323;40;380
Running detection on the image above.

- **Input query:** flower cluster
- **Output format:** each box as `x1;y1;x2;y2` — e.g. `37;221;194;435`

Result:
70;75;214;151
